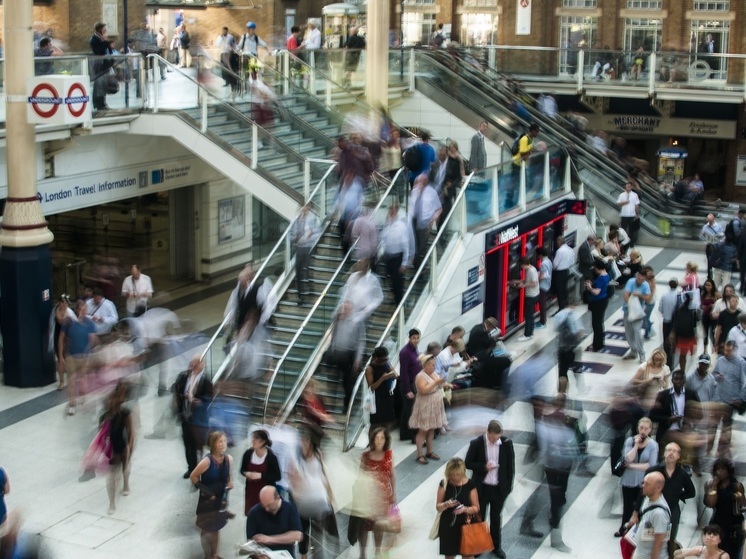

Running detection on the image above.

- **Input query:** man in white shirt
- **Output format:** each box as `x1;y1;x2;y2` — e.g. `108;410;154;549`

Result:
121;264;153;316
617;180;640;247
552;236;576;312
216;26;236;87
380;202;410;305
301;21;321;51
86;288;119;335
517;256;540;341
292;204;320;304
238;22;266;57
409;174;442;269
350;201;378;265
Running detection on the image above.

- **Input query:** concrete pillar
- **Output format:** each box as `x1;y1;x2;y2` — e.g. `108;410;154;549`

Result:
0;0;56;387
365;0;390;109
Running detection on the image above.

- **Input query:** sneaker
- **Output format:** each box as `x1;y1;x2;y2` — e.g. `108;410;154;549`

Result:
638;354;646;364
517;335;534;342
622;352;637;360
67;405;76;416
535;323;546;330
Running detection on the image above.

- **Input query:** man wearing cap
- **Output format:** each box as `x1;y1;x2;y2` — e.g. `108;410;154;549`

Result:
711;340;746;457
238;22;266;58
686;353;718;458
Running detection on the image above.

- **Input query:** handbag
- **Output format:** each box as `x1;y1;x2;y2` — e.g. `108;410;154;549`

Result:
627;296;645;322
428;510;442;540
459;514;494;556
105;73;120;94
363;388;376;415
82;419;113;473
376;504;402;533
612;456;626;477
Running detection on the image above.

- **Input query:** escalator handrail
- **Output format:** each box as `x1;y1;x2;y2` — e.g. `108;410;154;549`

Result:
414;49;700;221
267;166;408;425
342;170;475;451
209;160;338;383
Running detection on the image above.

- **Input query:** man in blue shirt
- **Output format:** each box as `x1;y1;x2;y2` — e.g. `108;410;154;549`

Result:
408;131;436;185
246;486;303;557
623;271;652;363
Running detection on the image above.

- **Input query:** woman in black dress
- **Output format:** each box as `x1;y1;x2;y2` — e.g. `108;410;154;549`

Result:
365;346;399;428
190;431;234;559
436;457;480;558
704;458;745;559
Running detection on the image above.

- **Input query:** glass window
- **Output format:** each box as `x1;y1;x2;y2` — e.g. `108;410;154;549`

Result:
559;16;596;75
626;0;662;8
402;12;436;45
692;1;730;10
690;19;729;79
460;13;497;46
624;18;661;52
562;0;597;6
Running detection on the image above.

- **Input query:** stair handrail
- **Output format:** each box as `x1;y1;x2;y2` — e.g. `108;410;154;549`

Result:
341;170;474;451
265;166;408;425
209;159;338;382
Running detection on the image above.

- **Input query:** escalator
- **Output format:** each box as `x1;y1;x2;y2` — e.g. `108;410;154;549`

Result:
410;49;707;243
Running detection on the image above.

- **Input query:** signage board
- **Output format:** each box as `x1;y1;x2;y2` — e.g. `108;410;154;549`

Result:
584;114;736;139
27;75;91;125
461;284;482;314
467;266;479;286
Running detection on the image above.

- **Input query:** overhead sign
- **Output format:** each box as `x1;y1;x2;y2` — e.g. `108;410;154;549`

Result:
27;75;91;125
585;114;736;139
2;157;223;216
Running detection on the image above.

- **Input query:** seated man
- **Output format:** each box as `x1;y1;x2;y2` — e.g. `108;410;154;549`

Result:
466;317;512;390
246;486;303;557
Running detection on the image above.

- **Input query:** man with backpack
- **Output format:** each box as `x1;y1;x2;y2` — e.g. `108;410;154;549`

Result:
404;131;436;186
238;22;267;58
511;123;539;168
629;472;671;559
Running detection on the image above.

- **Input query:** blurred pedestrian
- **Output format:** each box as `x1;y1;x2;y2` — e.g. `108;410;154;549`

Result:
326;301;364;410
297;379;334;429
335;170;364;254
686;354;718;458
343;27;365;88
89;22;114;111
409;173;442;270
177;24;191;67
292;205;320;305
0;465;8;527
410;354;448;465
50;294;75;391
289;426;337;559
102;381;135;515
121;264;153;317
356;427;397;558
380;202;409;306
60;299;98;416
86;288;119;335
469;121;487;173
241;429;281;518
711;341;746;458
554;305;585;394
350;201;378;265
190;431;234;559
434;457;479;558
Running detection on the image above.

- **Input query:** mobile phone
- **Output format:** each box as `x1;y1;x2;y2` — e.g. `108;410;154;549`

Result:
640;434;647;442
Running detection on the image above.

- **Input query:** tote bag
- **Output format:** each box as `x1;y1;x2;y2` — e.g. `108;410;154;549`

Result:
627;296;645;322
460;514;494;556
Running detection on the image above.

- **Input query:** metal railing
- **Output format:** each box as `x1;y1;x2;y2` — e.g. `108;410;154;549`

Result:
263;166;408;425
342;171;473;451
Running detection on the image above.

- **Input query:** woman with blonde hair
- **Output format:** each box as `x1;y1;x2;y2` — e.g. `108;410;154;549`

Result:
190;431;233;559
435;457;479;559
630;349;671;410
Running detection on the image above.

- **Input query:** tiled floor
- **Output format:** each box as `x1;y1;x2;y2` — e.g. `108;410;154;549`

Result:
0;244;739;559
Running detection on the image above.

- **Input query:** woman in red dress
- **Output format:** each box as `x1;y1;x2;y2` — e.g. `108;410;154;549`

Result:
357;426;397;558
240;429;281;517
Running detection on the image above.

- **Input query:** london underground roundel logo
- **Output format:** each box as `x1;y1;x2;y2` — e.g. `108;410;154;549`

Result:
29;83;61;118
66;82;89;117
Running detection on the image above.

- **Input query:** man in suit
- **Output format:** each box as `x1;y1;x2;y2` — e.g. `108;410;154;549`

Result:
173;355;214;478
649;369;701;460
577;234;596;281
469;121;488;173
465;420;515;559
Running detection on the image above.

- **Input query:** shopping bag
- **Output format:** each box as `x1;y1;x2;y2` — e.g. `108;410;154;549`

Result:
376;504;402;533
459;514;494;556
627;297;645;322
82;419;113;473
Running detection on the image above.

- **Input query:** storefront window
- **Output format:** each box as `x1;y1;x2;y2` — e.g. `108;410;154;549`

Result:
562;0;597;6
623;18;661;53
559;16;595;75
460;13;497;46
689;19;729;80
402;12;436;45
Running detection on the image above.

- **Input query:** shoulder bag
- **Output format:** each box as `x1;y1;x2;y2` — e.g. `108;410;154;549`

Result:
627;295;645;322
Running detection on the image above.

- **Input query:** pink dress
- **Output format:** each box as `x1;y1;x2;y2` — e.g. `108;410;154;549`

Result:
408;372;447;431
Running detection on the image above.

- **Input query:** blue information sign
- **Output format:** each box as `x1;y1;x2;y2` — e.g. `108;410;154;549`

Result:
467;266;479;286
461;285;482;314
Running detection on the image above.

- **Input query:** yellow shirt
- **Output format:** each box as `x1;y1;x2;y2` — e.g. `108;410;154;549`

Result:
512;134;533;164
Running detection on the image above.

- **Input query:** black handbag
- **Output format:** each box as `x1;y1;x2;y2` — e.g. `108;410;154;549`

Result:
105;74;120;94
612;456;626;477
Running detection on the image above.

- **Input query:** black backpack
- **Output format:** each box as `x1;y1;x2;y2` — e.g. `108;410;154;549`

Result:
403;144;422;172
179;31;190;48
511;133;528;156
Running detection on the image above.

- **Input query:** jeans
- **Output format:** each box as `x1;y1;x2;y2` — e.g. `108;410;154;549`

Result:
589;298;609;350
524;295;538;336
553;270;569;310
643;302;655;338
539;289;550;324
545;467;570;529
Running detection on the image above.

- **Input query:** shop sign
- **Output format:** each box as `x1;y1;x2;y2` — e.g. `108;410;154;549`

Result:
27;76;91;125
461;284;482;314
585;114;736;139
16;157;221;216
